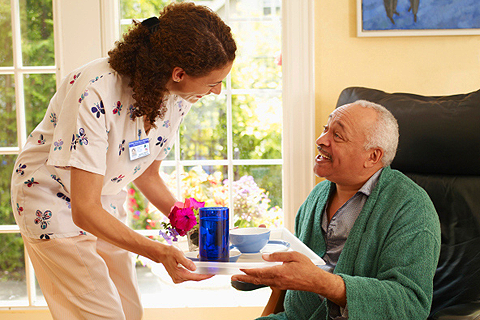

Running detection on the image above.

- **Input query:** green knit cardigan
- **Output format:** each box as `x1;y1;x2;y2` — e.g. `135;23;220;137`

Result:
257;167;441;320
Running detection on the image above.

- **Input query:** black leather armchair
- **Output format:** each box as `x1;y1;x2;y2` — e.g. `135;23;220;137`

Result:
336;87;480;320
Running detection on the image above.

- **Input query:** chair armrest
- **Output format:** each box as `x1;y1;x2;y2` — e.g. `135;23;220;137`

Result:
431;302;480;320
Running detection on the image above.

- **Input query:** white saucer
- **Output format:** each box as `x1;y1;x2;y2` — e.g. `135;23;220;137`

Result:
185;249;242;263
261;240;291;253
237;240;291;261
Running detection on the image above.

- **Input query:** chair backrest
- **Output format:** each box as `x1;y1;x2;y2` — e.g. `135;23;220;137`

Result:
335;87;480;317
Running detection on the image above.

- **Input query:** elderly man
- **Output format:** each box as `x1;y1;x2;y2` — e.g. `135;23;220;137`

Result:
232;100;441;319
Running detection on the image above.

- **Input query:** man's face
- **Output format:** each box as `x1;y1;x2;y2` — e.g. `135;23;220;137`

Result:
314;104;377;186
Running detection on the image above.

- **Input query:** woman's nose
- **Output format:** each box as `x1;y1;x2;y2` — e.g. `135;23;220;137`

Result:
210;83;222;95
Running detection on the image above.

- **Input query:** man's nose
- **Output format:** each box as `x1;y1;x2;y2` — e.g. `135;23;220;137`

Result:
316;133;329;147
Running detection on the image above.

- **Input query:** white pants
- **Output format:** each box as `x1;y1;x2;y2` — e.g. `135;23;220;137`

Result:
23;235;143;320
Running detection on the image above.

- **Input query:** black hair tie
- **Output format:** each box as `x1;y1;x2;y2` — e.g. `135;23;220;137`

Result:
142;17;160;33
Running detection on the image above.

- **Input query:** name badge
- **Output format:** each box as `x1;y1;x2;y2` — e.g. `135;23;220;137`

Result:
129;138;150;161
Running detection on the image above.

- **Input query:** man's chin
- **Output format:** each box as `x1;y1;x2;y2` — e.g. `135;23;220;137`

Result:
313;164;327;178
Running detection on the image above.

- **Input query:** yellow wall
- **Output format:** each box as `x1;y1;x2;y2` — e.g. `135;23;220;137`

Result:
314;0;480;135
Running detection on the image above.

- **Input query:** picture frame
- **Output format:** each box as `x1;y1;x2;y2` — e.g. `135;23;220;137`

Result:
357;0;480;37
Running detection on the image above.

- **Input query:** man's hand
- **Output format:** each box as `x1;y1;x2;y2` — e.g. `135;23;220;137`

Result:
232;251;319;291
231;251;347;307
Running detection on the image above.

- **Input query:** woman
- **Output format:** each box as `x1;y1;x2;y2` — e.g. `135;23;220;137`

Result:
10;3;236;319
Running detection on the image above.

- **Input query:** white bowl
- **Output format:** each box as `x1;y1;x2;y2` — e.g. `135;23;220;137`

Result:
230;227;271;253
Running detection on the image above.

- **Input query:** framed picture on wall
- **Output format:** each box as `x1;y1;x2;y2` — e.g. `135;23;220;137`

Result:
357;0;480;37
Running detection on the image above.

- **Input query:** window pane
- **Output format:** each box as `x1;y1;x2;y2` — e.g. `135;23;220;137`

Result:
232;93;282;160
191;0;226;20
160;165;177;194
126;183;164;231
1;155;16;225
230;21;281;90
0;1;13;67
180;94;227;161
19;0;54;66
0;75;17;147
34;277;47;306
0;233;27;306
120;0;172;20
178;165;229;206
136;263;162;302
24;73;56;135
230;0;281;18
232;165;283;228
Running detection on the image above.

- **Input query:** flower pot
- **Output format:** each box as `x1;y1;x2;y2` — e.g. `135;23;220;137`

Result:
187;228;199;252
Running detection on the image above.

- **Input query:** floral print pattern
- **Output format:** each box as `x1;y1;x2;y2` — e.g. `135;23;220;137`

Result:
16;164;26;176
113;101;123;116
70;128;88;150
57;192;71;209
78;89;89;103
53;139;63;151
38;134;46;145
156;136;167;147
50;112;58;127
34;210;52;229
119;139;125;156
25;178;39;187
91;101;105;118
111;174;125;183
69;72;81;85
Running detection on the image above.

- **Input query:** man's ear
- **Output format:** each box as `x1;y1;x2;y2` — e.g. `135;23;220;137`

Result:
171;67;186;82
364;148;384;168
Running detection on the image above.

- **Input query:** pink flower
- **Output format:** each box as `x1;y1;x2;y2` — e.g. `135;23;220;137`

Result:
167;198;205;237
186;198;205;210
169;207;197;236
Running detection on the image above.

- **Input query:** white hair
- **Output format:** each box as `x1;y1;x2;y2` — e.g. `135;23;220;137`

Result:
353;100;399;167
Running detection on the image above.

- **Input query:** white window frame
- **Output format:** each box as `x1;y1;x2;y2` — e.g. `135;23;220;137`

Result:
0;0;315;312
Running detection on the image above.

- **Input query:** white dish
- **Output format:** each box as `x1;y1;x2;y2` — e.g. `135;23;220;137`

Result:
239;240;291;261
185;249;242;263
262;240;291;253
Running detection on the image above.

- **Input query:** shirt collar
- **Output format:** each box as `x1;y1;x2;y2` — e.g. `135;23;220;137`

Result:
357;168;383;196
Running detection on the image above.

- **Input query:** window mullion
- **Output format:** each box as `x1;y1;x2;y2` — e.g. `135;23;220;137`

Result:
175;128;182;200
24;249;37;306
281;0;316;231
11;0;27;150
224;0;235;228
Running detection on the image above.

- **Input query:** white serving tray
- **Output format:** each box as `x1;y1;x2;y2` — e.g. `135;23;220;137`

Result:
191;228;325;275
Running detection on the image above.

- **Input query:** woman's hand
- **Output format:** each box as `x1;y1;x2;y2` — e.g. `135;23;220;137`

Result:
156;244;213;283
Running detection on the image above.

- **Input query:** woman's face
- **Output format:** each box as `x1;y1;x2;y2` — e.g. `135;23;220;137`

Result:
168;61;233;103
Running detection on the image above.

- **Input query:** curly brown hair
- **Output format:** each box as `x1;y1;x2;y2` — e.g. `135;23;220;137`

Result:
108;2;237;126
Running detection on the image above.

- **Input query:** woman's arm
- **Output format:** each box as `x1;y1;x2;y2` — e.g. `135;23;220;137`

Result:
133;160;176;217
70;167;212;283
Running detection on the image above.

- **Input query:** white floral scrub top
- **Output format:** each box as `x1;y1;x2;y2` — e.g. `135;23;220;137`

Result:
11;58;191;239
